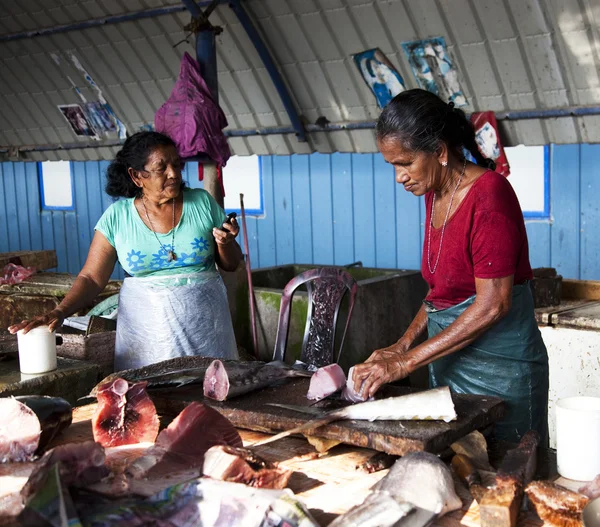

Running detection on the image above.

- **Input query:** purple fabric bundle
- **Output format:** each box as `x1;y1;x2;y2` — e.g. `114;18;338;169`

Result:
155;52;231;165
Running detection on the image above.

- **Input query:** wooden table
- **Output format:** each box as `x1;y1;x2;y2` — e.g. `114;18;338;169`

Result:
1;404;574;527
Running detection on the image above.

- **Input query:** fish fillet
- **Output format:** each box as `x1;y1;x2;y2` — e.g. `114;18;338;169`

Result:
331;452;462;526
0;396;72;463
203;445;292;489
255;386;457;447
92;379;159;447
203;359;312;401
526;480;589;527
307;364;346;401
127;402;242;479
341;366;373;403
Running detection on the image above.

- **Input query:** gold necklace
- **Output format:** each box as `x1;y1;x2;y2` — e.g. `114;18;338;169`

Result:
142;197;177;262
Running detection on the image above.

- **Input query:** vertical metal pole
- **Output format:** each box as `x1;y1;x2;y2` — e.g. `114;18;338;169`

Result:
240;193;259;359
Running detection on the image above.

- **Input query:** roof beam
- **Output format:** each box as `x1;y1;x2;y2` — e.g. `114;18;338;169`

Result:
0;2;229;42
228;0;307;142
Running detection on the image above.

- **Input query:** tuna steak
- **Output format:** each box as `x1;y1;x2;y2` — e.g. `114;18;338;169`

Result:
203;360;312;401
306;364;346;401
0;396;72;462
203;445;292;489
92;379;159;447
127;402;242;479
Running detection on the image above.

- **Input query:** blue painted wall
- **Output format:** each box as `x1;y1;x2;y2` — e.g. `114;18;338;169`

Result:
0;144;598;281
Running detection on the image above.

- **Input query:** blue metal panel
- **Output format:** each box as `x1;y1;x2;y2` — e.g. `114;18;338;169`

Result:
373;155;396;268
580;144;600;280
25;163;43;251
395;176;423;270
51;213;67;273
85;163;105;229
309;154;334;265
40;211;54;253
2;163;19;252
256;157;276;268
73;162;91;271
291;155;313;264
13;164;31;251
549;144;580;279
331;153;354;266
525;222;551;269
351;154;376;268
272;156;295;265
0;164;9;253
64;211;80;275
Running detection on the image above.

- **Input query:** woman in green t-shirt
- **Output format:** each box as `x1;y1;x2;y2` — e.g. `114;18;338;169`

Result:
9;132;242;370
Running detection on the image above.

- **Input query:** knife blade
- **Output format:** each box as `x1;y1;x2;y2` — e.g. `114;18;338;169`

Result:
265;403;325;416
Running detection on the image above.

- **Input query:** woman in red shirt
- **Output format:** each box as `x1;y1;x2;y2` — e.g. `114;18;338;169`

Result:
352;89;549;443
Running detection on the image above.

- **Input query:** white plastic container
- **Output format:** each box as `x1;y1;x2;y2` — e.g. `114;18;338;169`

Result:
556;396;600;481
17;326;58;374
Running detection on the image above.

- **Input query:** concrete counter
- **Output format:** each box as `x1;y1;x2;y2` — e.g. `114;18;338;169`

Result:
0;353;101;405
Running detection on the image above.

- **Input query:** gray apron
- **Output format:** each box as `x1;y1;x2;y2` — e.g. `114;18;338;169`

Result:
115;271;238;371
427;284;549;444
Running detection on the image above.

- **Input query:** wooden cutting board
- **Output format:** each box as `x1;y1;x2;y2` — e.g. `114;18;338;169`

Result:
150;379;505;456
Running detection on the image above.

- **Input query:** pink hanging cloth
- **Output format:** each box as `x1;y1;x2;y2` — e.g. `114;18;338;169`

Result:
155;52;231;166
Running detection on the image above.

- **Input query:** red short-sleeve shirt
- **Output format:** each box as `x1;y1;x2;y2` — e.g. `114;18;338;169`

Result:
422;170;533;309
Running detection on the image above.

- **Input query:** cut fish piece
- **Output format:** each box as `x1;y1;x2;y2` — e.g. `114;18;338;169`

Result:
580;474;600;499
526;480;589;527
256;387;457;447
341;366;373;403
307;364;346;401
203;360;312;402
21;441;109;500
92;379;159;447
127;402;242;479
203;445;292;489
0;396;72;463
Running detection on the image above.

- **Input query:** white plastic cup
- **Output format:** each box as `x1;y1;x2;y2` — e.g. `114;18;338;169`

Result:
17;326;58;374
556;396;600;481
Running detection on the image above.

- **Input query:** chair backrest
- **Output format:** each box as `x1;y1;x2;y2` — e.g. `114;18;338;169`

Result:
272;268;358;367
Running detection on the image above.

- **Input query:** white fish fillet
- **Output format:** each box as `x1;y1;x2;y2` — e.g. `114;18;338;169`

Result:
306;364;346;401
255;386;457;447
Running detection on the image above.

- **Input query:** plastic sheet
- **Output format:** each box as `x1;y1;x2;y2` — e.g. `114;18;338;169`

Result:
427;284;549;444
114;272;238;371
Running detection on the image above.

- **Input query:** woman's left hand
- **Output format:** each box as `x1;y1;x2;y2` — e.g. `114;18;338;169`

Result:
213;218;239;246
352;356;412;400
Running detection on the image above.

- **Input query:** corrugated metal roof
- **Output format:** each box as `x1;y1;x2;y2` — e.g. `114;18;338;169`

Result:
1;0;599;160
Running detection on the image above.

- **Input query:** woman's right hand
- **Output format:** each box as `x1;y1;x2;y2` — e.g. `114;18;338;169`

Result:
8;308;65;335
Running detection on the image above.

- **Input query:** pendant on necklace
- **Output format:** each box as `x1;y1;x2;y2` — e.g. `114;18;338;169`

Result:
167;251;177;262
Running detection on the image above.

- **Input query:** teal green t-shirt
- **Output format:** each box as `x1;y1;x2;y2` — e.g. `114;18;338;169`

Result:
95;188;227;277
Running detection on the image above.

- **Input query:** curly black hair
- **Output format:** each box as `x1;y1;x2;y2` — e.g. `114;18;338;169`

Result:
376;89;496;170
105;131;182;198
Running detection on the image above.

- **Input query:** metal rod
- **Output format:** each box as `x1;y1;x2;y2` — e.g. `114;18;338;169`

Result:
5;104;600;154
240;193;259;359
0;2;228;42
228;0;306;142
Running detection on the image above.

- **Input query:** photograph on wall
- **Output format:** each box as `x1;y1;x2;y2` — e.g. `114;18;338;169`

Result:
353;48;406;108
85;101;117;134
58;104;99;139
471;111;510;177
401;37;467;107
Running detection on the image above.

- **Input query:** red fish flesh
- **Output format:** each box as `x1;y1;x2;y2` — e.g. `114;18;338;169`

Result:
203;445;292;489
127;402;242;478
0;396;72;463
306;364;346;401
92;378;159;447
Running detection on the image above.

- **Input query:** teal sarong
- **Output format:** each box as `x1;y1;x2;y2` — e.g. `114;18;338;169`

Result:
427;284;549;444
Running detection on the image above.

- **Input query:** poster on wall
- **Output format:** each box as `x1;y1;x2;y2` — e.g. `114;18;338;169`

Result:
401;37;467;107
353;48;406;108
470;111;510;177
84;101;117;134
58;104;99;139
